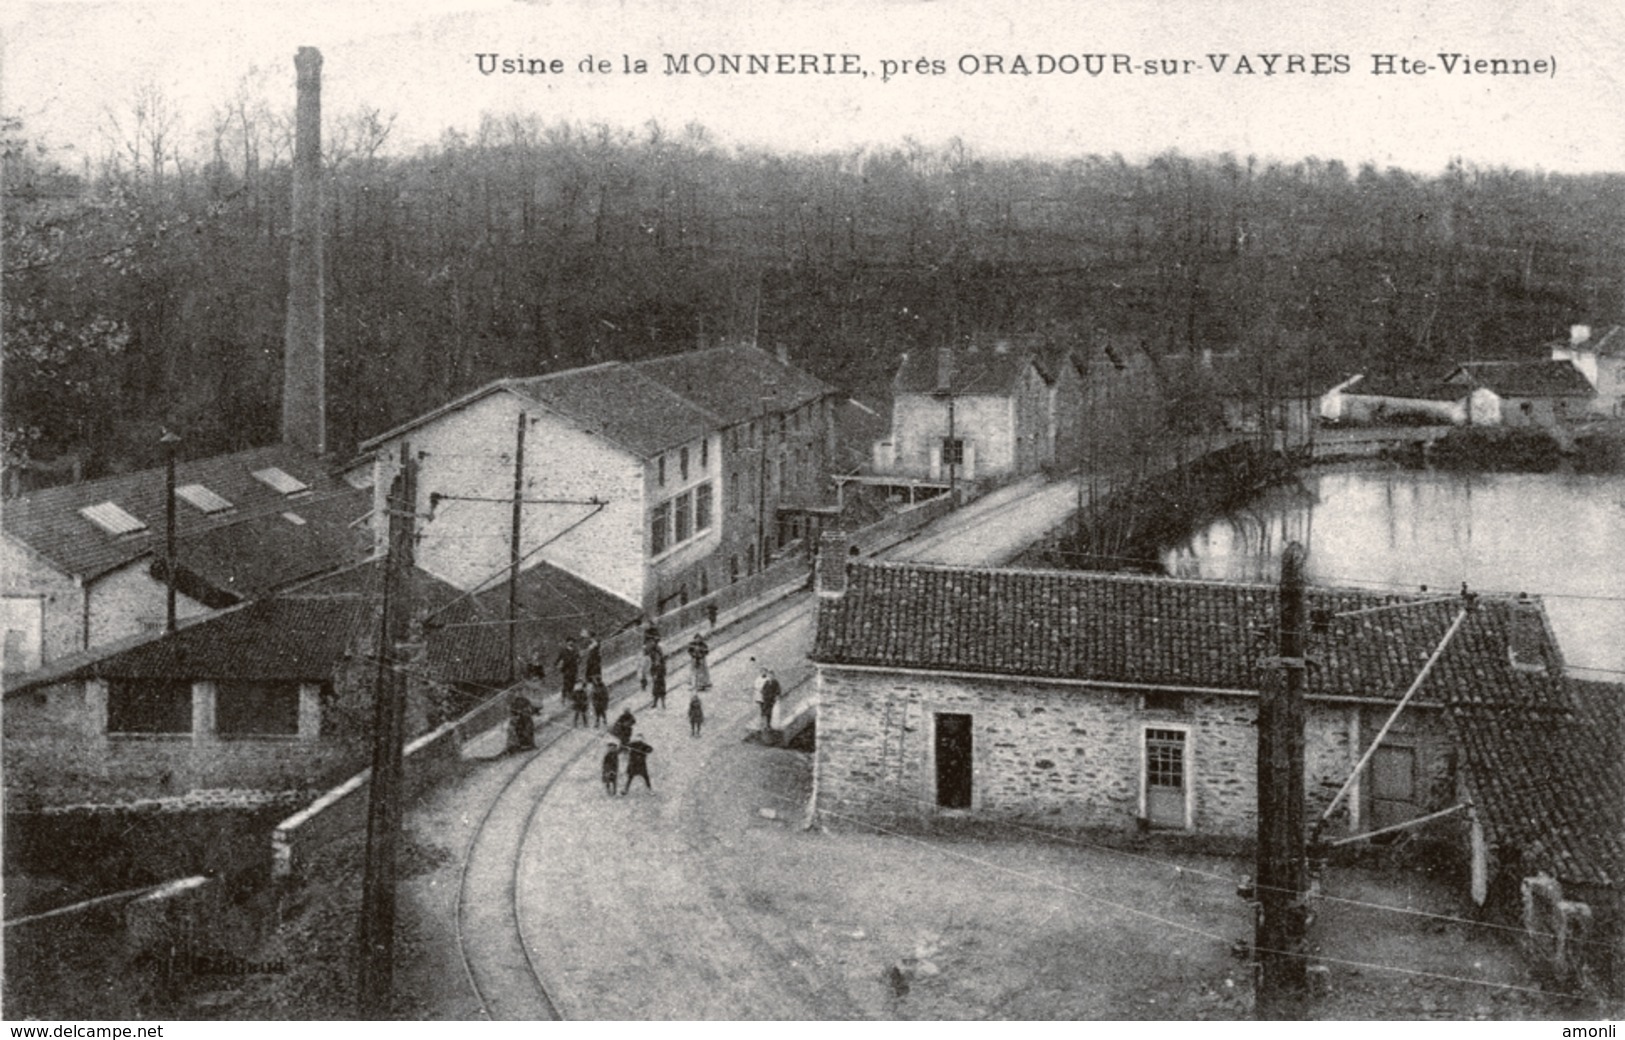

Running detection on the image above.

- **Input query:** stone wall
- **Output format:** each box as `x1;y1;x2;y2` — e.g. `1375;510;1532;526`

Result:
814;665;1455;842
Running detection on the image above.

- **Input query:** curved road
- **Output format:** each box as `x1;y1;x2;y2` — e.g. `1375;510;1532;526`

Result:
450;473;1083;1018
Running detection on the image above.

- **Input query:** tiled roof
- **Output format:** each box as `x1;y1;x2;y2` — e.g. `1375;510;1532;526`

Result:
1450;679;1625;887
632;344;835;426
1451;360;1595;398
812;561;1561;708
509;364;719;458
894;347;1045;396
2;444;366;583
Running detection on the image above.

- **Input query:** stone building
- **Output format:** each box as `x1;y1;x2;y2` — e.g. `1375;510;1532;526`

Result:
361;343;837;619
2;566;518;808
810;560;1570;845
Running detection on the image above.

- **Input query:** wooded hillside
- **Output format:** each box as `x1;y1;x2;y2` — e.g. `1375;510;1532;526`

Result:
5;107;1621;477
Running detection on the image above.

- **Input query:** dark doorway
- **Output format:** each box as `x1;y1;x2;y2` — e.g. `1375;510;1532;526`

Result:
935;713;973;809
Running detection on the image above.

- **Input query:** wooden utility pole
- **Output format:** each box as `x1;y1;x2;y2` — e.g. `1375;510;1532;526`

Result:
1256;540;1308;1018
161;430;181;632
508;412;526;683
357;442;416;1018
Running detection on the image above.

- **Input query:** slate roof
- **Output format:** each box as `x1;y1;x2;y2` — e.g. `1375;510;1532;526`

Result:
1450;679;1625;887
77;595;371;682
812;561;1561;708
509;364;719;458
893;346;1047;396
2;444;367;584
59;574;518;691
1344;375;1468;402
360;347;835;460
1450;360;1596;398
632;343;836;426
467;560;642;663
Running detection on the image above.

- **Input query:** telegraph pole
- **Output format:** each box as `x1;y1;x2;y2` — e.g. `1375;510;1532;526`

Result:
358;441;416;1018
508;412;526;683
161;430;181;632
1256;540;1308;1018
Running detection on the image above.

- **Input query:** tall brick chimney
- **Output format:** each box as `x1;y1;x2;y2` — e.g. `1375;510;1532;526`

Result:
283;46;326;456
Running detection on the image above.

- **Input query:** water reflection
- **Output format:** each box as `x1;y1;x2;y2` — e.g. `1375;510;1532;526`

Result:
1163;469;1625;677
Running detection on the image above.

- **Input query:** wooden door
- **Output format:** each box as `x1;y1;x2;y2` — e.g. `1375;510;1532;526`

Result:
935;713;973;809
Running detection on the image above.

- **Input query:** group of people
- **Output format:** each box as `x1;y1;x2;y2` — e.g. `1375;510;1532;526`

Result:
602;707;653;795
504;621;775;780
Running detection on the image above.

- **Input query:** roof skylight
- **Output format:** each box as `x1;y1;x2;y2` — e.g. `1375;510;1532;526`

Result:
251;467;310;496
176;483;234;514
79;502;148;536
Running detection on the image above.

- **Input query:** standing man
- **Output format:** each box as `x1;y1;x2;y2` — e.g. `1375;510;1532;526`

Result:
623;737;654;794
591;677;610;728
760;669;781;732
583;631;603;687
647;647;668;709
555;637;579;703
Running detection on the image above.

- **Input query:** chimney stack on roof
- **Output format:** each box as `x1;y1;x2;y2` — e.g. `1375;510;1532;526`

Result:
1507;593;1548;674
283;46;326;457
1570;324;1592;348
815;531;852;597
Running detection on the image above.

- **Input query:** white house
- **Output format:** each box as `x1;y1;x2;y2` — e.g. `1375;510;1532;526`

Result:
361;345;836;618
1549;324;1625;417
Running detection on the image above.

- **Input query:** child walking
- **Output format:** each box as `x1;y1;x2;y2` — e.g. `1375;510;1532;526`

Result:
688;693;704;737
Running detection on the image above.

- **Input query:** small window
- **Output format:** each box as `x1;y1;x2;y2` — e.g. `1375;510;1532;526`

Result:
650;501;670;555
942;438;965;466
282;512;307;526
80;502;148;536
730;555;740;583
108;679;192;734
680;446;690;482
658;456;666;486
216;680;300;737
252;467;310;496
675;491;693;543
729;472;739;510
175;483;234;514
695;483;713;532
700;439;708;469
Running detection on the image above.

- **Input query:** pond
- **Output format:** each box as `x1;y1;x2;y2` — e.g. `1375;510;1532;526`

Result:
1161;468;1625;678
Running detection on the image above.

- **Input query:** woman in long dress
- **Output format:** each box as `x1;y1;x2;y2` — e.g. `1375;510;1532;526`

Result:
687;633;712;691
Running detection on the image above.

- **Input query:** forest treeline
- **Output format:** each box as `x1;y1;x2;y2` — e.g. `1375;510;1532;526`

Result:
4;103;1623;478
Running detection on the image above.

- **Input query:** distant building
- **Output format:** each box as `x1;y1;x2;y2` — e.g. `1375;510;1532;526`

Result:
1548;323;1625;417
361;344;837;618
872;339;1061;486
1;445;369;675
1330;374;1488;426
1443;359;1596;428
